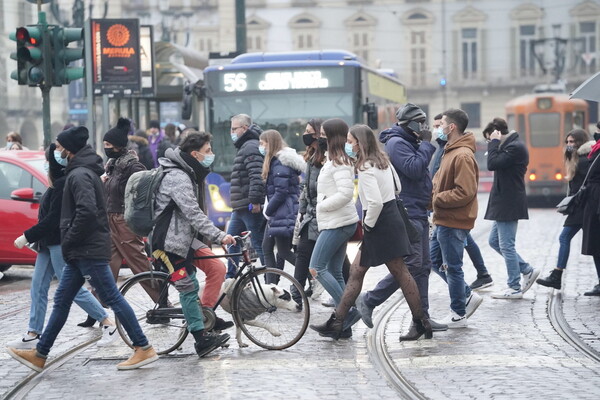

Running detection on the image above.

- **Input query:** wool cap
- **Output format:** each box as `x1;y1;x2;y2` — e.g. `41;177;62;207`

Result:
57;126;89;154
103;118;130;148
149;120;160;129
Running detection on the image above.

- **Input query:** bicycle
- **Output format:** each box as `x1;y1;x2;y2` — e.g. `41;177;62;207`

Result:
115;231;310;355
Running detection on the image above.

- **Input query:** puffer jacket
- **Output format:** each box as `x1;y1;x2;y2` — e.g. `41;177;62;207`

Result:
298;157;322;241
60;145;111;263
265;147;305;237
104;151;145;214
432;133;479;230
24;176;65;249
564;140;595;226
316;158;359;230
154;148;226;259
230;124;265;210
379;125;435;220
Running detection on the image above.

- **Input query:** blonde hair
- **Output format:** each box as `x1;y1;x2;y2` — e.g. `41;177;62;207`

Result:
260;130;286;180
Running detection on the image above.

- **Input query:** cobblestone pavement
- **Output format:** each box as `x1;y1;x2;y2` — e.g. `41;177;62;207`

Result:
1;194;599;399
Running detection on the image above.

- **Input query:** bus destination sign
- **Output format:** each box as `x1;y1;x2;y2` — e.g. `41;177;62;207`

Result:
219;68;344;93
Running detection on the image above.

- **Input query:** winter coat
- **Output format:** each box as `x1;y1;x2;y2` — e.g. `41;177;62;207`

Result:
104;151;145;214
582;150;600;256
431;138;447;178
128;135;154;170
265;148;305;237
358;163;402;229
316;158;359;230
484;131;529;221
154;148;226;259
59;145;111;263
565;140;595;226
432;133;479;230
298;157;322;241
230;124;266;210
24;176;66;249
149;131;174;168
379;125;435;220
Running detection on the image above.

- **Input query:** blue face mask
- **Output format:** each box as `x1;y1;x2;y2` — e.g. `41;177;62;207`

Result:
54;150;68;167
436;127;448;142
6;142;13;150
43;162;49;174
200;154;215;168
258;145;266;156
345;142;357;159
231;133;239;143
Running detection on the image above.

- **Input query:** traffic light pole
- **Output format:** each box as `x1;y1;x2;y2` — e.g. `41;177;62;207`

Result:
37;10;52;148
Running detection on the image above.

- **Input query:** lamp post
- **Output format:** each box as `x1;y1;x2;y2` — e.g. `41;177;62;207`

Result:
531;24;568;83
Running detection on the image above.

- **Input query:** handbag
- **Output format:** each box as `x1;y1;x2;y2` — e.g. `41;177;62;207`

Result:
390;165;420;244
350;220;364;241
556;154;599;215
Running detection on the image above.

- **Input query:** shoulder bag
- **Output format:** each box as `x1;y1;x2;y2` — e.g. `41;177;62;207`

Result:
556;154;599;215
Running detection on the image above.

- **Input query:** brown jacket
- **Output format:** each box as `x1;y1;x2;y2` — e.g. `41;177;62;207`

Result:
431;132;479;230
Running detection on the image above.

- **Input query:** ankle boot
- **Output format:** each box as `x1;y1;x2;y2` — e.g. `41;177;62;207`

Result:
536;269;563;289
309;312;343;340
77;315;97;328
400;318;433;341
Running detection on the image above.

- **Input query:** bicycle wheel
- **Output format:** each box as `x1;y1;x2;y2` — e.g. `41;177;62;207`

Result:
116;271;188;355
231;267;310;350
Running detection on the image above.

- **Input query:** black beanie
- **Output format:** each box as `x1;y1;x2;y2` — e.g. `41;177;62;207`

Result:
103;118;130;148
149;120;160;129
57;126;89;154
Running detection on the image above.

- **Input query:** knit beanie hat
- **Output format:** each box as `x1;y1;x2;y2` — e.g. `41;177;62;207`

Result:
57;126;89;154
149;120;160;129
103;118;130;148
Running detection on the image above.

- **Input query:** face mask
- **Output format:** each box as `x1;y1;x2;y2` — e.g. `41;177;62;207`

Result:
6;142;13;150
566;145;574;153
104;147;120;159
318;137;327;151
54;150;68;167
43;162;49;174
594;132;600;142
436;127;448;142
345;142;357;159
303;134;317;147
231;133;239;143
200;154;215;168
258;145;266;156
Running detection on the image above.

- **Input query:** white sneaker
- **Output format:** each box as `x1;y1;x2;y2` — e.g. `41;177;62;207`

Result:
521;268;541;294
6;332;40;350
491;288;523;299
439;311;468;328
310;279;325;300
97;325;119;347
465;292;483;319
321;297;335;307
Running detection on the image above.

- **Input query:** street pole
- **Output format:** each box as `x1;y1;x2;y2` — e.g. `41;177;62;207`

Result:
441;0;447;111
235;0;247;54
84;18;96;149
37;5;52;148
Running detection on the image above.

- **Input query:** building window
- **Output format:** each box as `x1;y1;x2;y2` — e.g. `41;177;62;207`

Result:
461;102;481;129
289;13;320;51
461;28;478;80
519;25;537;76
579;21;597;74
410;31;426;86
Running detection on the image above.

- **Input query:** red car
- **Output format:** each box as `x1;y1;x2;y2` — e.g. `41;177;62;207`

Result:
0;151;48;272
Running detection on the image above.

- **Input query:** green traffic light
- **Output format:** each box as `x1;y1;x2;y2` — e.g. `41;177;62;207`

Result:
28;66;44;84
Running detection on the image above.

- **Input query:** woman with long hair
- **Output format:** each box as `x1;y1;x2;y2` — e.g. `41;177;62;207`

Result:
259;129;305;283
537;129;595;289
307;118;360;338
311;124;432;340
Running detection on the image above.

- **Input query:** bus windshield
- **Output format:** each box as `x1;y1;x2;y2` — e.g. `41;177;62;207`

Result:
529;113;560;147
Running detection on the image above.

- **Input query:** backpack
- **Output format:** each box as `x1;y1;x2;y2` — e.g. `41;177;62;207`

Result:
124;166;172;236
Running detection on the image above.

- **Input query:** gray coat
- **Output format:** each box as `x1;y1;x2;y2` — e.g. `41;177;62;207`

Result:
298;158;321;241
154;148;226;258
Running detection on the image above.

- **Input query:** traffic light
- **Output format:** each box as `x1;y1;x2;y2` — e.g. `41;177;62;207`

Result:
9;25;45;86
52;26;84;86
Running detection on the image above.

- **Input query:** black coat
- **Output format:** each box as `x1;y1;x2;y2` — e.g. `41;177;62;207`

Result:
298;158;321;241
24;176;66;249
582;150;600;256
564;143;593;226
230;125;265;210
60;145;111;263
484;132;529;221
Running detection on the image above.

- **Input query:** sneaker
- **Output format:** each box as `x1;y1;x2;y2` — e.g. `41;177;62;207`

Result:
194;332;230;357
470;274;493;290
7;348;46;372
465;292;483;319
212;317;234;332
429;319;448;332
491;288;523;299
521;268;541;294
6;332;40;350
310;279;325;300
321;297;335;307
116;346;158;370
439;311;467;329
355;293;374;329
97;325;119;347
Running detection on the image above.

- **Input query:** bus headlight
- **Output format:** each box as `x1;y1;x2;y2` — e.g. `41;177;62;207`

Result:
208;184;232;212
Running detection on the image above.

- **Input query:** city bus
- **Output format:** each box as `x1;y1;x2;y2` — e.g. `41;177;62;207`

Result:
202;50;408;227
505;93;589;203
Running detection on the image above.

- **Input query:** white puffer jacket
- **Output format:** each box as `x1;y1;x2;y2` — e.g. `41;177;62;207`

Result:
316;159;359;230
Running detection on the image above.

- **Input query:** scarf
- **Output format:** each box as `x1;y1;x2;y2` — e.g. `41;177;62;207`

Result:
589;140;600;160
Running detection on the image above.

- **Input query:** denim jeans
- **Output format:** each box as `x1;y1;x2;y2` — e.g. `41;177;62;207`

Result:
37;259;148;356
364;218;431;318
557;225;582;269
29;245;107;334
433;226;472;316
226;208;266;277
310;223;356;305
465;233;489;276
488;221;533;290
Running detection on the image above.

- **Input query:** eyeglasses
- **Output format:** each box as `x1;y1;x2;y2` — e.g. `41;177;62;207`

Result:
231;126;243;132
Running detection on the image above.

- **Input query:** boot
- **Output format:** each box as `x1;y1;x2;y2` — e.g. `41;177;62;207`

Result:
584;283;600;296
77;315;98;328
309;312;343;340
399;318;433;341
536;269;563;289
290;285;303;311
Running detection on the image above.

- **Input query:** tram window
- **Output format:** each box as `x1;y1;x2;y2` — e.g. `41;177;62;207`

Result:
529;113;560;147
573;111;584;129
507;114;515;131
518;114;525;135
